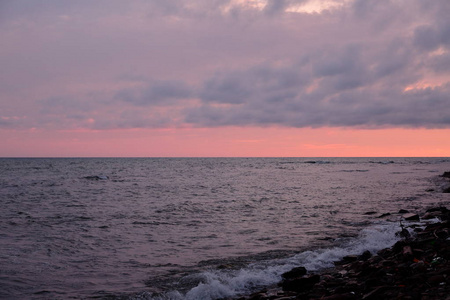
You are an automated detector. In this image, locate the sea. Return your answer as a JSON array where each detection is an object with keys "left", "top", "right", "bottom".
[{"left": 0, "top": 157, "right": 449, "bottom": 299}]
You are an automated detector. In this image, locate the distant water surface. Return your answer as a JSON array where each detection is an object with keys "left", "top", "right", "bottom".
[{"left": 0, "top": 158, "right": 449, "bottom": 299}]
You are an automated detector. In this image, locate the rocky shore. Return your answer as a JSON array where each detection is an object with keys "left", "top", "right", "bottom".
[
  {"left": 233, "top": 170, "right": 450, "bottom": 300},
  {"left": 235, "top": 206, "right": 450, "bottom": 300}
]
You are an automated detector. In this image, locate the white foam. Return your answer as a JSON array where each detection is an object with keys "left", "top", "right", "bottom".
[
  {"left": 148, "top": 222, "right": 402, "bottom": 300},
  {"left": 290, "top": 223, "right": 401, "bottom": 271}
]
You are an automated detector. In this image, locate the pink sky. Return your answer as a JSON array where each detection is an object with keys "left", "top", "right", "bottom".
[{"left": 1, "top": 0, "right": 450, "bottom": 157}]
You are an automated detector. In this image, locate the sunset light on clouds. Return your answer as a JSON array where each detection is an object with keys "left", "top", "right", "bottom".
[{"left": 1, "top": 0, "right": 450, "bottom": 157}]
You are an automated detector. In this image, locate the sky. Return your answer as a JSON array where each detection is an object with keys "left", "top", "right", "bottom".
[{"left": 1, "top": 0, "right": 450, "bottom": 157}]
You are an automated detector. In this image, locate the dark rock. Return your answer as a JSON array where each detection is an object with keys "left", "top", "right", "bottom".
[
  {"left": 392, "top": 240, "right": 408, "bottom": 253},
  {"left": 403, "top": 213, "right": 420, "bottom": 221},
  {"left": 377, "top": 213, "right": 391, "bottom": 218},
  {"left": 381, "top": 259, "right": 397, "bottom": 267},
  {"left": 427, "top": 274, "right": 446, "bottom": 286},
  {"left": 358, "top": 250, "right": 372, "bottom": 261},
  {"left": 321, "top": 293, "right": 357, "bottom": 300},
  {"left": 237, "top": 206, "right": 450, "bottom": 300},
  {"left": 396, "top": 228, "right": 410, "bottom": 239},
  {"left": 217, "top": 264, "right": 234, "bottom": 269},
  {"left": 410, "top": 261, "right": 427, "bottom": 273},
  {"left": 342, "top": 255, "right": 358, "bottom": 263},
  {"left": 441, "top": 171, "right": 450, "bottom": 178},
  {"left": 402, "top": 246, "right": 413, "bottom": 260},
  {"left": 443, "top": 186, "right": 450, "bottom": 193},
  {"left": 422, "top": 212, "right": 440, "bottom": 220},
  {"left": 363, "top": 211, "right": 377, "bottom": 215},
  {"left": 280, "top": 275, "right": 320, "bottom": 292},
  {"left": 362, "top": 286, "right": 391, "bottom": 300},
  {"left": 84, "top": 175, "right": 109, "bottom": 180},
  {"left": 246, "top": 291, "right": 267, "bottom": 300},
  {"left": 399, "top": 209, "right": 410, "bottom": 214},
  {"left": 281, "top": 267, "right": 307, "bottom": 279},
  {"left": 426, "top": 207, "right": 445, "bottom": 213},
  {"left": 364, "top": 277, "right": 383, "bottom": 288}
]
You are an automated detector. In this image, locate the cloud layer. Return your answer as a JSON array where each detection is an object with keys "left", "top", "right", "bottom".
[{"left": 1, "top": 0, "right": 450, "bottom": 131}]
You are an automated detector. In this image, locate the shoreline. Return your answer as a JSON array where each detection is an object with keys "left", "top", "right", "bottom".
[{"left": 234, "top": 205, "right": 450, "bottom": 300}]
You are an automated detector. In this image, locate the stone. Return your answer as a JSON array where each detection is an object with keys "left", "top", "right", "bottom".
[
  {"left": 402, "top": 246, "right": 413, "bottom": 255},
  {"left": 403, "top": 213, "right": 420, "bottom": 221},
  {"left": 280, "top": 275, "right": 320, "bottom": 292},
  {"left": 441, "top": 171, "right": 450, "bottom": 178},
  {"left": 396, "top": 228, "right": 411, "bottom": 239},
  {"left": 281, "top": 266, "right": 307, "bottom": 279},
  {"left": 321, "top": 293, "right": 357, "bottom": 300},
  {"left": 428, "top": 275, "right": 446, "bottom": 286},
  {"left": 363, "top": 211, "right": 377, "bottom": 215},
  {"left": 377, "top": 213, "right": 391, "bottom": 218},
  {"left": 358, "top": 250, "right": 372, "bottom": 261},
  {"left": 362, "top": 286, "right": 390, "bottom": 300},
  {"left": 237, "top": 206, "right": 450, "bottom": 300},
  {"left": 422, "top": 212, "right": 440, "bottom": 220},
  {"left": 342, "top": 255, "right": 358, "bottom": 263},
  {"left": 426, "top": 207, "right": 449, "bottom": 213}
]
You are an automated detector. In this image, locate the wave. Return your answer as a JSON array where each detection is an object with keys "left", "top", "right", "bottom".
[{"left": 133, "top": 222, "right": 403, "bottom": 300}]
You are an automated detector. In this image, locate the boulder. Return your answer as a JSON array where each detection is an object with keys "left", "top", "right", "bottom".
[
  {"left": 280, "top": 275, "right": 320, "bottom": 292},
  {"left": 403, "top": 213, "right": 419, "bottom": 221},
  {"left": 441, "top": 171, "right": 450, "bottom": 178},
  {"left": 281, "top": 266, "right": 307, "bottom": 279},
  {"left": 358, "top": 250, "right": 372, "bottom": 261}
]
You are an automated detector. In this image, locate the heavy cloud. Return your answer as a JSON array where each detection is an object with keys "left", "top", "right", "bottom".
[{"left": 1, "top": 0, "right": 449, "bottom": 130}]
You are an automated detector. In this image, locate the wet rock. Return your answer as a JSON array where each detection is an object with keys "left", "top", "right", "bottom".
[
  {"left": 236, "top": 206, "right": 450, "bottom": 300},
  {"left": 363, "top": 211, "right": 377, "bottom": 215},
  {"left": 396, "top": 227, "right": 411, "bottom": 239},
  {"left": 362, "top": 286, "right": 391, "bottom": 300},
  {"left": 321, "top": 293, "right": 357, "bottom": 300},
  {"left": 280, "top": 275, "right": 320, "bottom": 292},
  {"left": 402, "top": 246, "right": 413, "bottom": 262},
  {"left": 427, "top": 274, "right": 446, "bottom": 286},
  {"left": 422, "top": 211, "right": 441, "bottom": 220},
  {"left": 342, "top": 255, "right": 358, "bottom": 263},
  {"left": 358, "top": 250, "right": 372, "bottom": 261},
  {"left": 377, "top": 213, "right": 391, "bottom": 218},
  {"left": 281, "top": 266, "right": 307, "bottom": 279},
  {"left": 441, "top": 171, "right": 450, "bottom": 178},
  {"left": 217, "top": 264, "right": 234, "bottom": 269},
  {"left": 426, "top": 207, "right": 449, "bottom": 213},
  {"left": 84, "top": 175, "right": 109, "bottom": 180},
  {"left": 403, "top": 213, "right": 420, "bottom": 221}
]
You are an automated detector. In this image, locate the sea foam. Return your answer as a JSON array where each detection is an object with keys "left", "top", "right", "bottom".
[{"left": 144, "top": 222, "right": 403, "bottom": 300}]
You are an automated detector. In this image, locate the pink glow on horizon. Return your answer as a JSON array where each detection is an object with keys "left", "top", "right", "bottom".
[
  {"left": 1, "top": 127, "right": 449, "bottom": 157},
  {"left": 1, "top": 1, "right": 449, "bottom": 157}
]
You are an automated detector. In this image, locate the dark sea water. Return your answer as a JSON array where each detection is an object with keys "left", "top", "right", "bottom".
[{"left": 1, "top": 158, "right": 449, "bottom": 299}]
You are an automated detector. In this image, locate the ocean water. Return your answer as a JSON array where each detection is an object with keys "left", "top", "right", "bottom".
[{"left": 0, "top": 157, "right": 449, "bottom": 299}]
